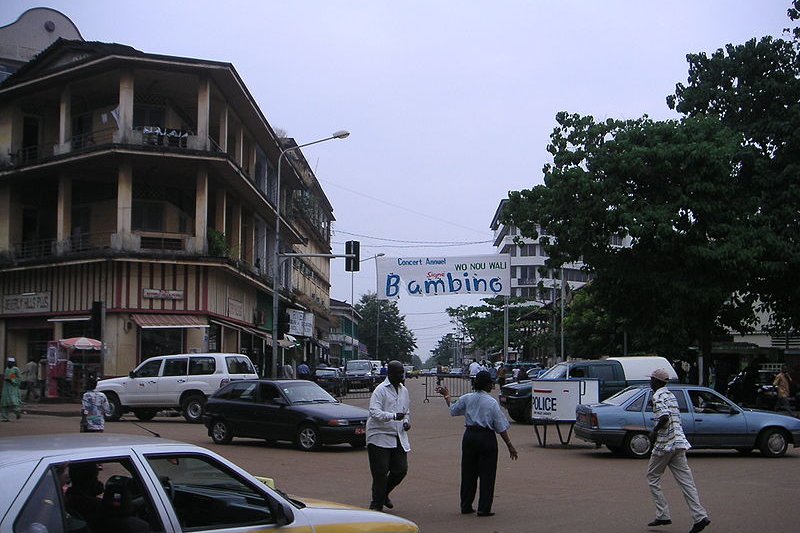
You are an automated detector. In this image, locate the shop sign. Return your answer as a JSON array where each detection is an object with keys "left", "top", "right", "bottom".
[
  {"left": 2, "top": 292, "right": 51, "bottom": 314},
  {"left": 227, "top": 298, "right": 244, "bottom": 321},
  {"left": 143, "top": 288, "right": 184, "bottom": 300},
  {"left": 288, "top": 309, "right": 314, "bottom": 337}
]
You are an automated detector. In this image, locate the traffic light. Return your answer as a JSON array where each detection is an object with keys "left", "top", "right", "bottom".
[{"left": 345, "top": 240, "right": 360, "bottom": 272}]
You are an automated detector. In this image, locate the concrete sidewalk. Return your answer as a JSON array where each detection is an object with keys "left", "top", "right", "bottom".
[{"left": 20, "top": 400, "right": 81, "bottom": 417}]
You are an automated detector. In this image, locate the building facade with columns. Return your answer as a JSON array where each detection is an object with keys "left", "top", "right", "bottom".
[{"left": 0, "top": 11, "right": 335, "bottom": 390}]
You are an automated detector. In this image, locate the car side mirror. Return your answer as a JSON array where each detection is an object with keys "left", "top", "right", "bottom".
[
  {"left": 271, "top": 498, "right": 294, "bottom": 526},
  {"left": 129, "top": 371, "right": 136, "bottom": 378},
  {"left": 728, "top": 406, "right": 740, "bottom": 415},
  {"left": 273, "top": 397, "right": 288, "bottom": 406}
]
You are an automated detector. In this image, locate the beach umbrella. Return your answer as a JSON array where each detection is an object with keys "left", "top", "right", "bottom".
[{"left": 59, "top": 336, "right": 102, "bottom": 350}]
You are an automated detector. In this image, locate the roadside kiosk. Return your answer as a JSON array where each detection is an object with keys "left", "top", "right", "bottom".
[{"left": 530, "top": 378, "right": 599, "bottom": 446}]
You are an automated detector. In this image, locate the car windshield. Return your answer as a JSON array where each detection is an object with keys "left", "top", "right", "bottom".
[
  {"left": 539, "top": 363, "right": 568, "bottom": 379},
  {"left": 282, "top": 382, "right": 337, "bottom": 404},
  {"left": 603, "top": 386, "right": 644, "bottom": 406},
  {"left": 316, "top": 369, "right": 336, "bottom": 377},
  {"left": 347, "top": 361, "right": 371, "bottom": 372}
]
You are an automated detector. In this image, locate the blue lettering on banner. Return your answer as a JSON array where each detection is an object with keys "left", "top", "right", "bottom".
[{"left": 382, "top": 271, "right": 505, "bottom": 297}]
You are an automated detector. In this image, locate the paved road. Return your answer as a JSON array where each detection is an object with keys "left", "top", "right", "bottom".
[{"left": 3, "top": 381, "right": 800, "bottom": 532}]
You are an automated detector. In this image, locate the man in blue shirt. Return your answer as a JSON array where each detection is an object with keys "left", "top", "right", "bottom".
[
  {"left": 438, "top": 370, "right": 517, "bottom": 517},
  {"left": 296, "top": 360, "right": 311, "bottom": 380}
]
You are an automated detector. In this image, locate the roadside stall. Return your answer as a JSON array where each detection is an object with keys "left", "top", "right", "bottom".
[{"left": 45, "top": 337, "right": 104, "bottom": 399}]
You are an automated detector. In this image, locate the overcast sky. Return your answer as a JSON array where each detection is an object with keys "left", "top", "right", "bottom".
[{"left": 2, "top": 1, "right": 791, "bottom": 361}]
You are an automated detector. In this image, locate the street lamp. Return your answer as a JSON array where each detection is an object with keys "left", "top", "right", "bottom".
[
  {"left": 349, "top": 252, "right": 384, "bottom": 363},
  {"left": 271, "top": 130, "right": 349, "bottom": 378}
]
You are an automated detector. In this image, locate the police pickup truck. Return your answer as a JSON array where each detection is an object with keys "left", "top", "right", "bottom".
[{"left": 498, "top": 356, "right": 677, "bottom": 424}]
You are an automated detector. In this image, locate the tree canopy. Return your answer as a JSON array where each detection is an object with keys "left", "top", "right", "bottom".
[
  {"left": 502, "top": 3, "right": 800, "bottom": 364},
  {"left": 355, "top": 293, "right": 417, "bottom": 363}
]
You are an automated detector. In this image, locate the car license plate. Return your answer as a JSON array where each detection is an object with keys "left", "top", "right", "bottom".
[{"left": 355, "top": 427, "right": 365, "bottom": 435}]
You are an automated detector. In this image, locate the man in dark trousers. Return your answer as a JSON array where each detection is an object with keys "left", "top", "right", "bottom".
[
  {"left": 438, "top": 370, "right": 517, "bottom": 517},
  {"left": 366, "top": 360, "right": 410, "bottom": 511},
  {"left": 646, "top": 368, "right": 711, "bottom": 533}
]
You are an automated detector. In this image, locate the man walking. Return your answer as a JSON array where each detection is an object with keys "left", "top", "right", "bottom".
[
  {"left": 366, "top": 360, "right": 410, "bottom": 512},
  {"left": 23, "top": 358, "right": 39, "bottom": 402},
  {"left": 646, "top": 368, "right": 710, "bottom": 533}
]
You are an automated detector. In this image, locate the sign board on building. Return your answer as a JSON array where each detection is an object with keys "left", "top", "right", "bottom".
[
  {"left": 2, "top": 292, "right": 51, "bottom": 314},
  {"left": 530, "top": 379, "right": 599, "bottom": 422},
  {"left": 227, "top": 298, "right": 244, "bottom": 321},
  {"left": 143, "top": 288, "right": 184, "bottom": 300},
  {"left": 375, "top": 254, "right": 510, "bottom": 300},
  {"left": 288, "top": 309, "right": 315, "bottom": 337}
]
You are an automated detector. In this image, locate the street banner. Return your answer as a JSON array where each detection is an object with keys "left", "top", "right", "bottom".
[{"left": 376, "top": 254, "right": 510, "bottom": 300}]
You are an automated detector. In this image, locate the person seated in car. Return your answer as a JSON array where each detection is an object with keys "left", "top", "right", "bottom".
[{"left": 65, "top": 462, "right": 105, "bottom": 526}]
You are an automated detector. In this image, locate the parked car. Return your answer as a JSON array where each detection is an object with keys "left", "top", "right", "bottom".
[
  {"left": 344, "top": 359, "right": 379, "bottom": 390},
  {"left": 448, "top": 367, "right": 464, "bottom": 376},
  {"left": 203, "top": 379, "right": 369, "bottom": 451},
  {"left": 403, "top": 365, "right": 420, "bottom": 378},
  {"left": 500, "top": 356, "right": 677, "bottom": 424},
  {"left": 727, "top": 369, "right": 785, "bottom": 410},
  {"left": 313, "top": 367, "right": 347, "bottom": 396},
  {"left": 574, "top": 384, "right": 800, "bottom": 458},
  {"left": 96, "top": 352, "right": 258, "bottom": 423},
  {"left": 0, "top": 434, "right": 419, "bottom": 533}
]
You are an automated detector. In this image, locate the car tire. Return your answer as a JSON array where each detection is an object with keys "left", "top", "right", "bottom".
[
  {"left": 133, "top": 408, "right": 157, "bottom": 421},
  {"left": 296, "top": 424, "right": 322, "bottom": 451},
  {"left": 182, "top": 394, "right": 206, "bottom": 423},
  {"left": 104, "top": 392, "right": 123, "bottom": 422},
  {"left": 211, "top": 419, "right": 233, "bottom": 445},
  {"left": 758, "top": 428, "right": 789, "bottom": 457},
  {"left": 623, "top": 432, "right": 652, "bottom": 458}
]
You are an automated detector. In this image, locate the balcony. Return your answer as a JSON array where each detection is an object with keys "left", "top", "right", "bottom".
[{"left": 1, "top": 126, "right": 219, "bottom": 170}]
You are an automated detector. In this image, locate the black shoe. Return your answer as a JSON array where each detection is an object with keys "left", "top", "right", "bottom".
[
  {"left": 461, "top": 508, "right": 475, "bottom": 514},
  {"left": 648, "top": 519, "right": 672, "bottom": 526},
  {"left": 477, "top": 511, "right": 495, "bottom": 517},
  {"left": 368, "top": 503, "right": 383, "bottom": 512},
  {"left": 383, "top": 497, "right": 393, "bottom": 509},
  {"left": 689, "top": 517, "right": 711, "bottom": 533}
]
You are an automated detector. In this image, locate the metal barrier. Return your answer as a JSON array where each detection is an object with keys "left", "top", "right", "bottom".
[{"left": 422, "top": 374, "right": 473, "bottom": 403}]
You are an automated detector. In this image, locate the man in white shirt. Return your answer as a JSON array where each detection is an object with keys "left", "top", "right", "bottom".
[
  {"left": 366, "top": 360, "right": 410, "bottom": 512},
  {"left": 468, "top": 359, "right": 482, "bottom": 377},
  {"left": 646, "top": 368, "right": 710, "bottom": 533}
]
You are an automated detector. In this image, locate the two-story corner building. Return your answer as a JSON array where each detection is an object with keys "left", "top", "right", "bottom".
[
  {"left": 490, "top": 199, "right": 595, "bottom": 303},
  {"left": 0, "top": 9, "right": 336, "bottom": 393},
  {"left": 329, "top": 298, "right": 360, "bottom": 367}
]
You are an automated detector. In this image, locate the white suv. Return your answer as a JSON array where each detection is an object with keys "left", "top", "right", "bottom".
[{"left": 97, "top": 353, "right": 258, "bottom": 423}]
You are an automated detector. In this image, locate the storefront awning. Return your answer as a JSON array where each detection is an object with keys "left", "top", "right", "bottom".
[
  {"left": 131, "top": 314, "right": 209, "bottom": 329},
  {"left": 244, "top": 327, "right": 273, "bottom": 342}
]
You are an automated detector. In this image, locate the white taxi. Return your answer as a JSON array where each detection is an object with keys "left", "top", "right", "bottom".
[{"left": 0, "top": 434, "right": 418, "bottom": 533}]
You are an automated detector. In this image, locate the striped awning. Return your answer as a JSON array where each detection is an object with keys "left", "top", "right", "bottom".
[{"left": 131, "top": 314, "right": 209, "bottom": 329}]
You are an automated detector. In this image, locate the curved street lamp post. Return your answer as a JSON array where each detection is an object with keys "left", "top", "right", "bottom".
[{"left": 271, "top": 131, "right": 349, "bottom": 378}]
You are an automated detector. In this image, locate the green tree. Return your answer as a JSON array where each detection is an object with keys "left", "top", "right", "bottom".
[
  {"left": 355, "top": 293, "right": 417, "bottom": 363},
  {"left": 430, "top": 333, "right": 459, "bottom": 367},
  {"left": 503, "top": 113, "right": 760, "bottom": 367},
  {"left": 447, "top": 296, "right": 552, "bottom": 362},
  {"left": 667, "top": 18, "right": 800, "bottom": 334}
]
